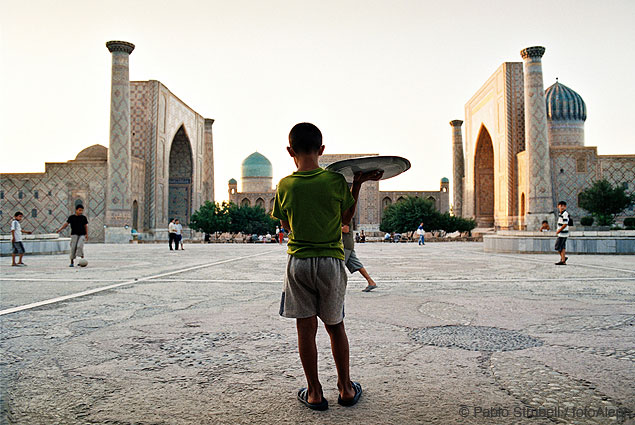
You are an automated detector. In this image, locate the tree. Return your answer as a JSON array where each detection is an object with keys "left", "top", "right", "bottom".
[
  {"left": 578, "top": 179, "right": 635, "bottom": 226},
  {"left": 380, "top": 197, "right": 437, "bottom": 236},
  {"left": 227, "top": 203, "right": 279, "bottom": 235},
  {"left": 380, "top": 196, "right": 476, "bottom": 236},
  {"left": 189, "top": 201, "right": 230, "bottom": 239}
]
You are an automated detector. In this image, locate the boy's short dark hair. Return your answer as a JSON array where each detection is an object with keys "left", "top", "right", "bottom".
[
  {"left": 14, "top": 211, "right": 23, "bottom": 217},
  {"left": 542, "top": 220, "right": 548, "bottom": 224},
  {"left": 76, "top": 204, "right": 84, "bottom": 210},
  {"left": 558, "top": 201, "right": 567, "bottom": 207},
  {"left": 289, "top": 122, "right": 322, "bottom": 154}
]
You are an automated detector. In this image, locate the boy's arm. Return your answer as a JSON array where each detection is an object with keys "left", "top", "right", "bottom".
[
  {"left": 57, "top": 222, "right": 69, "bottom": 233},
  {"left": 342, "top": 170, "right": 383, "bottom": 224},
  {"left": 11, "top": 229, "right": 15, "bottom": 242}
]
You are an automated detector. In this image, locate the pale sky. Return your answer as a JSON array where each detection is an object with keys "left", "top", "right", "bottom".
[{"left": 2, "top": 0, "right": 634, "bottom": 202}]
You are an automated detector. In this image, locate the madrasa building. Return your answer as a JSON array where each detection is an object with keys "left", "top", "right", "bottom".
[
  {"left": 1, "top": 41, "right": 215, "bottom": 242},
  {"left": 450, "top": 46, "right": 635, "bottom": 230},
  {"left": 228, "top": 152, "right": 449, "bottom": 233}
]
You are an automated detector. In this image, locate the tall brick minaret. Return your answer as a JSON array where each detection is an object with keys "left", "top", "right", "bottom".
[
  {"left": 520, "top": 46, "right": 554, "bottom": 230},
  {"left": 450, "top": 120, "right": 464, "bottom": 216},
  {"left": 104, "top": 40, "right": 135, "bottom": 243}
]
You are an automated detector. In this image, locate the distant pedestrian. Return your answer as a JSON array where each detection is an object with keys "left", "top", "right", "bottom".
[
  {"left": 168, "top": 218, "right": 177, "bottom": 250},
  {"left": 11, "top": 212, "right": 31, "bottom": 267},
  {"left": 56, "top": 204, "right": 88, "bottom": 267},
  {"left": 278, "top": 226, "right": 285, "bottom": 244},
  {"left": 360, "top": 230, "right": 366, "bottom": 243},
  {"left": 175, "top": 218, "right": 184, "bottom": 250},
  {"left": 540, "top": 220, "right": 550, "bottom": 232},
  {"left": 417, "top": 222, "right": 425, "bottom": 245},
  {"left": 555, "top": 201, "right": 569, "bottom": 265},
  {"left": 342, "top": 222, "right": 377, "bottom": 292}
]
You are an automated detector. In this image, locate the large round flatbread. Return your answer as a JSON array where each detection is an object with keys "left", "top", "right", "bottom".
[{"left": 326, "top": 156, "right": 411, "bottom": 183}]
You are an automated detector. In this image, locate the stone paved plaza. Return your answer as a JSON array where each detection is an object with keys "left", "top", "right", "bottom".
[{"left": 1, "top": 242, "right": 634, "bottom": 424}]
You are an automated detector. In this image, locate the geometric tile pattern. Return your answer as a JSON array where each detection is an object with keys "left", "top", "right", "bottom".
[
  {"left": 521, "top": 47, "right": 553, "bottom": 219},
  {"left": 450, "top": 120, "right": 464, "bottom": 216},
  {"left": 105, "top": 46, "right": 133, "bottom": 226},
  {"left": 1, "top": 161, "right": 107, "bottom": 241},
  {"left": 168, "top": 127, "right": 193, "bottom": 223},
  {"left": 474, "top": 127, "right": 495, "bottom": 225}
]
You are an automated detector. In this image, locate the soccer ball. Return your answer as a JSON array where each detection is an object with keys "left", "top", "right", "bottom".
[{"left": 77, "top": 258, "right": 88, "bottom": 267}]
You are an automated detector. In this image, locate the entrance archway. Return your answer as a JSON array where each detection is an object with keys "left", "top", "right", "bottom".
[
  {"left": 474, "top": 126, "right": 494, "bottom": 227},
  {"left": 132, "top": 200, "right": 139, "bottom": 230},
  {"left": 168, "top": 126, "right": 193, "bottom": 224}
]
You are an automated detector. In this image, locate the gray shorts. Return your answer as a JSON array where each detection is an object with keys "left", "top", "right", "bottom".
[
  {"left": 12, "top": 241, "right": 25, "bottom": 254},
  {"left": 344, "top": 249, "right": 363, "bottom": 273},
  {"left": 555, "top": 237, "right": 567, "bottom": 252},
  {"left": 279, "top": 255, "right": 348, "bottom": 325}
]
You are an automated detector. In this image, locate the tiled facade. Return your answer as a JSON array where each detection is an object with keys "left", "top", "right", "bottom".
[
  {"left": 1, "top": 41, "right": 215, "bottom": 242},
  {"left": 1, "top": 149, "right": 107, "bottom": 241},
  {"left": 456, "top": 46, "right": 634, "bottom": 230}
]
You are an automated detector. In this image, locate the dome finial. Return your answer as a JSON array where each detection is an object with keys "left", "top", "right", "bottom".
[{"left": 556, "top": 77, "right": 558, "bottom": 82}]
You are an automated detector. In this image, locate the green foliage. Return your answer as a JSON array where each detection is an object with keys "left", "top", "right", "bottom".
[
  {"left": 624, "top": 217, "right": 635, "bottom": 229},
  {"left": 227, "top": 203, "right": 279, "bottom": 235},
  {"left": 380, "top": 196, "right": 476, "bottom": 234},
  {"left": 580, "top": 216, "right": 594, "bottom": 226},
  {"left": 578, "top": 179, "right": 635, "bottom": 226},
  {"left": 190, "top": 201, "right": 278, "bottom": 236},
  {"left": 189, "top": 201, "right": 231, "bottom": 237}
]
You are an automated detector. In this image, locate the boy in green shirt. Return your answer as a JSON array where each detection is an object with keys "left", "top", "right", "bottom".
[{"left": 273, "top": 122, "right": 382, "bottom": 411}]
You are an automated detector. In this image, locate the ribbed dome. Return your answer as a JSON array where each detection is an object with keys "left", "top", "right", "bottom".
[
  {"left": 241, "top": 152, "right": 272, "bottom": 178},
  {"left": 545, "top": 81, "right": 586, "bottom": 121},
  {"left": 75, "top": 144, "right": 107, "bottom": 161}
]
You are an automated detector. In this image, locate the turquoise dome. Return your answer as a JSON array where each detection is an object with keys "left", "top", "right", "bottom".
[
  {"left": 241, "top": 152, "right": 273, "bottom": 178},
  {"left": 545, "top": 81, "right": 586, "bottom": 121},
  {"left": 441, "top": 177, "right": 449, "bottom": 183},
  {"left": 228, "top": 178, "right": 237, "bottom": 184}
]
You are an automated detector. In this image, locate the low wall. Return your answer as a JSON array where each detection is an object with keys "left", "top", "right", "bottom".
[
  {"left": 484, "top": 230, "right": 635, "bottom": 254},
  {"left": 1, "top": 234, "right": 70, "bottom": 256}
]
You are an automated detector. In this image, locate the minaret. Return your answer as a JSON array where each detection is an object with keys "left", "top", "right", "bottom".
[
  {"left": 104, "top": 40, "right": 135, "bottom": 243},
  {"left": 203, "top": 118, "right": 215, "bottom": 202},
  {"left": 520, "top": 46, "right": 554, "bottom": 229},
  {"left": 449, "top": 120, "right": 464, "bottom": 216}
]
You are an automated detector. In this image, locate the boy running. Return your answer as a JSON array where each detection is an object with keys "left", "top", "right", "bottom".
[
  {"left": 56, "top": 204, "right": 88, "bottom": 267},
  {"left": 11, "top": 212, "right": 32, "bottom": 266},
  {"left": 342, "top": 221, "right": 377, "bottom": 292},
  {"left": 273, "top": 122, "right": 382, "bottom": 411},
  {"left": 555, "top": 201, "right": 569, "bottom": 265}
]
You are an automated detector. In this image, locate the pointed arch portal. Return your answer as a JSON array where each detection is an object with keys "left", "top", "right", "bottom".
[
  {"left": 168, "top": 126, "right": 193, "bottom": 223},
  {"left": 474, "top": 126, "right": 494, "bottom": 227}
]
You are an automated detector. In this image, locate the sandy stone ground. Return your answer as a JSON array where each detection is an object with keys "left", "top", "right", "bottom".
[{"left": 1, "top": 242, "right": 634, "bottom": 425}]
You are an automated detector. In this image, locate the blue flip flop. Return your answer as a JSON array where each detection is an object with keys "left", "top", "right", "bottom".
[
  {"left": 338, "top": 381, "right": 362, "bottom": 407},
  {"left": 297, "top": 388, "right": 328, "bottom": 411}
]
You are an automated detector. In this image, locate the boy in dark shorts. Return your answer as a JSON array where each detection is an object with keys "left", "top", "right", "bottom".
[
  {"left": 273, "top": 122, "right": 382, "bottom": 411},
  {"left": 57, "top": 204, "right": 89, "bottom": 267},
  {"left": 11, "top": 212, "right": 32, "bottom": 266},
  {"left": 555, "top": 201, "right": 569, "bottom": 265}
]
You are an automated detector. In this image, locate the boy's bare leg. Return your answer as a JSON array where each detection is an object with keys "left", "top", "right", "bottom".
[
  {"left": 12, "top": 253, "right": 17, "bottom": 266},
  {"left": 324, "top": 321, "right": 355, "bottom": 400},
  {"left": 561, "top": 249, "right": 566, "bottom": 263},
  {"left": 18, "top": 253, "right": 24, "bottom": 264},
  {"left": 359, "top": 268, "right": 376, "bottom": 286},
  {"left": 296, "top": 316, "right": 322, "bottom": 404}
]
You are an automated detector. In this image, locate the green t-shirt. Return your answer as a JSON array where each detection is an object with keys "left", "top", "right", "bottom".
[{"left": 273, "top": 168, "right": 355, "bottom": 260}]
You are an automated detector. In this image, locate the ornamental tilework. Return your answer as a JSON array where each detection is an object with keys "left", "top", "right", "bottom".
[{"left": 1, "top": 162, "right": 107, "bottom": 241}]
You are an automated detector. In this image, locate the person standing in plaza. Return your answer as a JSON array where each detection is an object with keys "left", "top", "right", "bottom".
[
  {"left": 417, "top": 222, "right": 425, "bottom": 245},
  {"left": 11, "top": 212, "right": 31, "bottom": 267},
  {"left": 342, "top": 221, "right": 377, "bottom": 292},
  {"left": 168, "top": 218, "right": 177, "bottom": 250},
  {"left": 175, "top": 218, "right": 184, "bottom": 250},
  {"left": 56, "top": 204, "right": 88, "bottom": 267},
  {"left": 273, "top": 122, "right": 382, "bottom": 411},
  {"left": 555, "top": 201, "right": 569, "bottom": 265}
]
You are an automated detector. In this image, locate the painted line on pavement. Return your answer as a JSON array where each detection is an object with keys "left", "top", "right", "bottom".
[{"left": 0, "top": 250, "right": 277, "bottom": 316}]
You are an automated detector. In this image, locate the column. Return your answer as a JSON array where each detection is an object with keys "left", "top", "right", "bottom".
[
  {"left": 104, "top": 40, "right": 135, "bottom": 243},
  {"left": 450, "top": 120, "right": 464, "bottom": 216},
  {"left": 520, "top": 46, "right": 554, "bottom": 229},
  {"left": 203, "top": 118, "right": 215, "bottom": 202}
]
